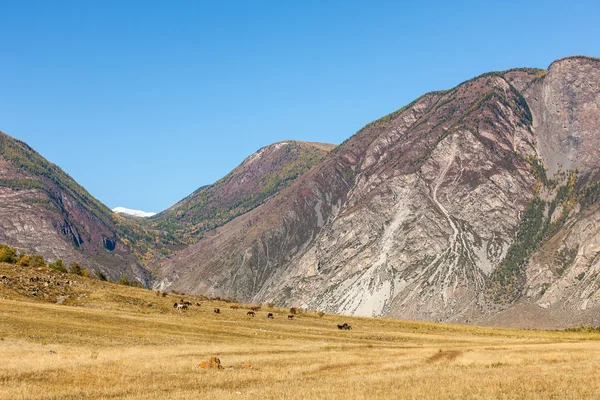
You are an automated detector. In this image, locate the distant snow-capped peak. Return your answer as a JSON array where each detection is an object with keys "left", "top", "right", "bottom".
[{"left": 112, "top": 207, "right": 157, "bottom": 218}]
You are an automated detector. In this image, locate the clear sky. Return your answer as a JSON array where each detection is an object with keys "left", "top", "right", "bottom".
[{"left": 1, "top": 0, "right": 599, "bottom": 212}]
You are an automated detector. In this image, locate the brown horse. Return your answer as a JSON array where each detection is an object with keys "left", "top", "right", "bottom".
[
  {"left": 250, "top": 306, "right": 261, "bottom": 312},
  {"left": 247, "top": 311, "right": 255, "bottom": 317},
  {"left": 288, "top": 315, "right": 294, "bottom": 320},
  {"left": 230, "top": 305, "right": 239, "bottom": 310},
  {"left": 267, "top": 313, "right": 274, "bottom": 319},
  {"left": 214, "top": 308, "right": 221, "bottom": 314}
]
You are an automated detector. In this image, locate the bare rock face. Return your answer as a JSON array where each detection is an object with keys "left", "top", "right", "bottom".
[{"left": 525, "top": 56, "right": 600, "bottom": 175}]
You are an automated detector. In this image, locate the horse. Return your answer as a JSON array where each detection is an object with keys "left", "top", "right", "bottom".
[
  {"left": 176, "top": 304, "right": 188, "bottom": 311},
  {"left": 230, "top": 305, "right": 239, "bottom": 310},
  {"left": 337, "top": 323, "right": 352, "bottom": 330},
  {"left": 250, "top": 306, "right": 261, "bottom": 312},
  {"left": 214, "top": 308, "right": 221, "bottom": 314},
  {"left": 267, "top": 313, "right": 274, "bottom": 319},
  {"left": 247, "top": 311, "right": 255, "bottom": 317},
  {"left": 288, "top": 315, "right": 294, "bottom": 320},
  {"left": 195, "top": 302, "right": 201, "bottom": 306}
]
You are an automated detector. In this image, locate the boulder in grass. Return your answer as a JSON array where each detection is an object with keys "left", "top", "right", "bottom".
[{"left": 195, "top": 356, "right": 223, "bottom": 369}]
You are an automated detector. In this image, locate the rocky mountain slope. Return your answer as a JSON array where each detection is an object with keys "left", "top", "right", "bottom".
[
  {"left": 0, "top": 133, "right": 332, "bottom": 284},
  {"left": 0, "top": 132, "right": 148, "bottom": 281},
  {"left": 157, "top": 56, "right": 600, "bottom": 328},
  {"left": 148, "top": 141, "right": 334, "bottom": 244}
]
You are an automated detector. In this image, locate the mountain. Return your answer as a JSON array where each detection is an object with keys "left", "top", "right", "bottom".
[
  {"left": 3, "top": 56, "right": 600, "bottom": 329},
  {"left": 113, "top": 207, "right": 157, "bottom": 218},
  {"left": 0, "top": 131, "right": 148, "bottom": 281},
  {"left": 0, "top": 133, "right": 332, "bottom": 284},
  {"left": 156, "top": 56, "right": 600, "bottom": 328},
  {"left": 148, "top": 141, "right": 335, "bottom": 244}
]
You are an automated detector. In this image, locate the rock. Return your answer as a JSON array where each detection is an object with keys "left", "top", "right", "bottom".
[{"left": 195, "top": 356, "right": 223, "bottom": 370}]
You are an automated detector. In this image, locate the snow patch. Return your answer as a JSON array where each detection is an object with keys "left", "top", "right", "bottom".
[{"left": 112, "top": 207, "right": 157, "bottom": 218}]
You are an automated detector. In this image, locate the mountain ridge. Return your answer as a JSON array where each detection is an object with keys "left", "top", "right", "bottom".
[
  {"left": 2, "top": 55, "right": 600, "bottom": 329},
  {"left": 156, "top": 56, "right": 600, "bottom": 328}
]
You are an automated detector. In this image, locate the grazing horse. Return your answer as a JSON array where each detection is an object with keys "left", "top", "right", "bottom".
[
  {"left": 337, "top": 323, "right": 352, "bottom": 330},
  {"left": 247, "top": 311, "right": 255, "bottom": 317},
  {"left": 230, "top": 305, "right": 239, "bottom": 310},
  {"left": 176, "top": 304, "right": 188, "bottom": 311},
  {"left": 195, "top": 302, "right": 201, "bottom": 306},
  {"left": 288, "top": 315, "right": 294, "bottom": 320},
  {"left": 173, "top": 303, "right": 179, "bottom": 309},
  {"left": 267, "top": 313, "right": 274, "bottom": 319},
  {"left": 184, "top": 301, "right": 192, "bottom": 306},
  {"left": 250, "top": 306, "right": 261, "bottom": 312},
  {"left": 214, "top": 308, "right": 221, "bottom": 314}
]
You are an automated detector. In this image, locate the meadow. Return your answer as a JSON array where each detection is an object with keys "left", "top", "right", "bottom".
[{"left": 2, "top": 263, "right": 600, "bottom": 399}]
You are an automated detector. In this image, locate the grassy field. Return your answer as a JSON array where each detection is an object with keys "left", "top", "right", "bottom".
[{"left": 2, "top": 263, "right": 600, "bottom": 399}]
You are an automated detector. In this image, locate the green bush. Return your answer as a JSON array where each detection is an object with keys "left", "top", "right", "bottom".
[
  {"left": 69, "top": 262, "right": 89, "bottom": 276},
  {"left": 49, "top": 259, "right": 67, "bottom": 273},
  {"left": 118, "top": 275, "right": 143, "bottom": 288}
]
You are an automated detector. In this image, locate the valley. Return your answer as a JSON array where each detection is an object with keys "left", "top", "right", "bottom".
[{"left": 2, "top": 262, "right": 600, "bottom": 399}]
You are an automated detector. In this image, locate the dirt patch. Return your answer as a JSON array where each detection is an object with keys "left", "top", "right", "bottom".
[{"left": 427, "top": 350, "right": 462, "bottom": 363}]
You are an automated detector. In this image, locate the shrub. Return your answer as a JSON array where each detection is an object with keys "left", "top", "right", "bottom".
[
  {"left": 69, "top": 262, "right": 84, "bottom": 276},
  {"left": 289, "top": 307, "right": 297, "bottom": 315},
  {"left": 97, "top": 271, "right": 108, "bottom": 281},
  {"left": 118, "top": 275, "right": 143, "bottom": 288},
  {"left": 318, "top": 311, "right": 325, "bottom": 318},
  {"left": 16, "top": 254, "right": 31, "bottom": 267},
  {"left": 0, "top": 244, "right": 18, "bottom": 264},
  {"left": 49, "top": 259, "right": 67, "bottom": 273},
  {"left": 30, "top": 254, "right": 46, "bottom": 268}
]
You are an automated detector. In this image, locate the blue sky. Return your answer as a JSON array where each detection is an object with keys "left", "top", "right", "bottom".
[{"left": 1, "top": 0, "right": 599, "bottom": 212}]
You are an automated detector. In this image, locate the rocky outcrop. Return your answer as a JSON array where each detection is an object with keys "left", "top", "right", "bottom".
[{"left": 525, "top": 56, "right": 600, "bottom": 175}]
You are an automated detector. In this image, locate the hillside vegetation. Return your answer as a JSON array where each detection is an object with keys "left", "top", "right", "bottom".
[
  {"left": 2, "top": 262, "right": 600, "bottom": 399},
  {"left": 150, "top": 141, "right": 335, "bottom": 244}
]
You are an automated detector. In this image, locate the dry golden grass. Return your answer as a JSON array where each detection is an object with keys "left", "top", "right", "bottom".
[{"left": 2, "top": 263, "right": 600, "bottom": 399}]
